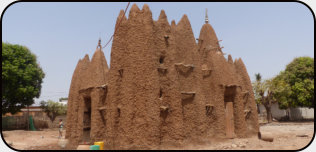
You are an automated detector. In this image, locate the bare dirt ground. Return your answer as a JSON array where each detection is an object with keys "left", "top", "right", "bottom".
[
  {"left": 2, "top": 128, "right": 69, "bottom": 150},
  {"left": 2, "top": 122, "right": 314, "bottom": 150},
  {"left": 181, "top": 121, "right": 314, "bottom": 150}
]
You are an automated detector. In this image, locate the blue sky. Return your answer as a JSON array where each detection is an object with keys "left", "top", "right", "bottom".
[{"left": 2, "top": 2, "right": 314, "bottom": 104}]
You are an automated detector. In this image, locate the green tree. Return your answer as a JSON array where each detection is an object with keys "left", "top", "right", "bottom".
[
  {"left": 252, "top": 73, "right": 276, "bottom": 123},
  {"left": 59, "top": 97, "right": 68, "bottom": 102},
  {"left": 2, "top": 42, "right": 45, "bottom": 114},
  {"left": 273, "top": 57, "right": 314, "bottom": 109},
  {"left": 40, "top": 100, "right": 67, "bottom": 123},
  {"left": 271, "top": 72, "right": 292, "bottom": 109}
]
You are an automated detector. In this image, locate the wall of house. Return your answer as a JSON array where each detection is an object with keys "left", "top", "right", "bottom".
[
  {"left": 258, "top": 103, "right": 314, "bottom": 121},
  {"left": 2, "top": 112, "right": 66, "bottom": 130}
]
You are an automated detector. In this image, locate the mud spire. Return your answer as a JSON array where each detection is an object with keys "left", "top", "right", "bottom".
[
  {"left": 205, "top": 8, "right": 209, "bottom": 24},
  {"left": 177, "top": 14, "right": 190, "bottom": 27},
  {"left": 129, "top": 3, "right": 140, "bottom": 18},
  {"left": 117, "top": 10, "right": 127, "bottom": 22},
  {"left": 142, "top": 4, "right": 150, "bottom": 12},
  {"left": 228, "top": 54, "right": 233, "bottom": 64},
  {"left": 171, "top": 20, "right": 176, "bottom": 27},
  {"left": 158, "top": 10, "right": 168, "bottom": 23}
]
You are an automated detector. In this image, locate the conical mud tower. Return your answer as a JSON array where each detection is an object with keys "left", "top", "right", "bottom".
[{"left": 66, "top": 4, "right": 259, "bottom": 150}]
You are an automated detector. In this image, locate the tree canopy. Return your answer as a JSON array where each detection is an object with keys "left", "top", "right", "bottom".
[
  {"left": 40, "top": 100, "right": 67, "bottom": 123},
  {"left": 2, "top": 42, "right": 45, "bottom": 114},
  {"left": 272, "top": 57, "right": 314, "bottom": 109}
]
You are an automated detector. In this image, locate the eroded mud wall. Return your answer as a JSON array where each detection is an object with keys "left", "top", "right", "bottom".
[
  {"left": 197, "top": 23, "right": 230, "bottom": 138},
  {"left": 89, "top": 48, "right": 109, "bottom": 142},
  {"left": 153, "top": 10, "right": 185, "bottom": 147},
  {"left": 197, "top": 23, "right": 221, "bottom": 138},
  {"left": 106, "top": 4, "right": 161, "bottom": 149},
  {"left": 65, "top": 59, "right": 82, "bottom": 140},
  {"left": 66, "top": 55, "right": 90, "bottom": 146},
  {"left": 234, "top": 58, "right": 259, "bottom": 136},
  {"left": 66, "top": 46, "right": 109, "bottom": 145},
  {"left": 174, "top": 14, "right": 206, "bottom": 143},
  {"left": 103, "top": 9, "right": 128, "bottom": 150}
]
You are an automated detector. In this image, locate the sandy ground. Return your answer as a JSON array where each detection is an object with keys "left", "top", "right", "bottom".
[
  {"left": 2, "top": 128, "right": 67, "bottom": 150},
  {"left": 2, "top": 122, "right": 314, "bottom": 150},
  {"left": 181, "top": 121, "right": 314, "bottom": 150}
]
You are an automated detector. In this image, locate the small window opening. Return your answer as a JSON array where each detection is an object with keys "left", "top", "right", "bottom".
[
  {"left": 159, "top": 88, "right": 163, "bottom": 98},
  {"left": 118, "top": 69, "right": 123, "bottom": 77},
  {"left": 159, "top": 56, "right": 165, "bottom": 64},
  {"left": 206, "top": 105, "right": 213, "bottom": 115},
  {"left": 117, "top": 108, "right": 121, "bottom": 117}
]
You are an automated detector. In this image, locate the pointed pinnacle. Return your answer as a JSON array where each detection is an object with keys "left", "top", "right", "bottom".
[
  {"left": 97, "top": 38, "right": 102, "bottom": 49},
  {"left": 205, "top": 8, "right": 209, "bottom": 24}
]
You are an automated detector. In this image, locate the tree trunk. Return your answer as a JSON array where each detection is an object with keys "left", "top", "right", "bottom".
[
  {"left": 27, "top": 106, "right": 29, "bottom": 131},
  {"left": 47, "top": 112, "right": 57, "bottom": 124},
  {"left": 266, "top": 106, "right": 272, "bottom": 123},
  {"left": 257, "top": 104, "right": 261, "bottom": 114},
  {"left": 263, "top": 92, "right": 274, "bottom": 123},
  {"left": 286, "top": 108, "right": 291, "bottom": 121}
]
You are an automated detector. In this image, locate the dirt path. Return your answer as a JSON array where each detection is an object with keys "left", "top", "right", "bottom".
[
  {"left": 2, "top": 122, "right": 314, "bottom": 150},
  {"left": 2, "top": 128, "right": 67, "bottom": 150}
]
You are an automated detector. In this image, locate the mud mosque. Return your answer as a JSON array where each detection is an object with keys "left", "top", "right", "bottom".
[{"left": 65, "top": 4, "right": 259, "bottom": 149}]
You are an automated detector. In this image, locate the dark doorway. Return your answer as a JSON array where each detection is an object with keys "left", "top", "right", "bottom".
[
  {"left": 82, "top": 97, "right": 91, "bottom": 142},
  {"left": 224, "top": 85, "right": 236, "bottom": 139}
]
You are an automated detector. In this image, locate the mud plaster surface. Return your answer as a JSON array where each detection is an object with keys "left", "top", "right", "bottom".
[{"left": 66, "top": 4, "right": 259, "bottom": 150}]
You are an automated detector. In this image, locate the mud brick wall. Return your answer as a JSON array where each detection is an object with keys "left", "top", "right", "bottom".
[{"left": 66, "top": 4, "right": 259, "bottom": 150}]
